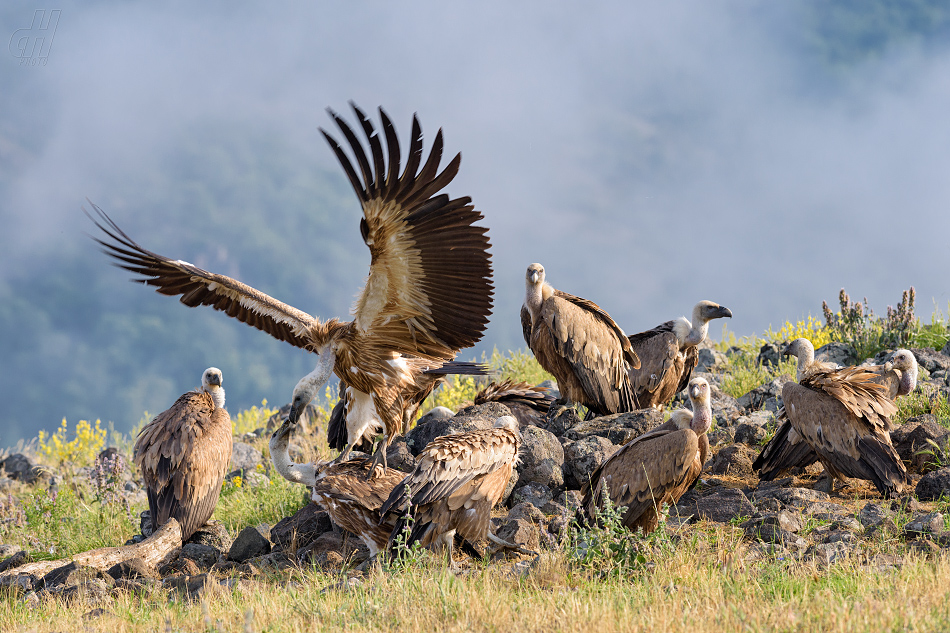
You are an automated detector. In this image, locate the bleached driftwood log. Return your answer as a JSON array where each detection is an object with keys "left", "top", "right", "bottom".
[{"left": 0, "top": 518, "right": 182, "bottom": 579}]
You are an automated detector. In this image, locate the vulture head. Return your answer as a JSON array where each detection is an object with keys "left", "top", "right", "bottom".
[
  {"left": 525, "top": 263, "right": 545, "bottom": 287},
  {"left": 288, "top": 343, "right": 336, "bottom": 425},
  {"left": 884, "top": 349, "right": 918, "bottom": 395},
  {"left": 783, "top": 338, "right": 815, "bottom": 379},
  {"left": 523, "top": 263, "right": 552, "bottom": 316},
  {"left": 677, "top": 301, "right": 733, "bottom": 347},
  {"left": 686, "top": 377, "right": 712, "bottom": 434},
  {"left": 694, "top": 300, "right": 733, "bottom": 324},
  {"left": 201, "top": 367, "right": 226, "bottom": 409}
]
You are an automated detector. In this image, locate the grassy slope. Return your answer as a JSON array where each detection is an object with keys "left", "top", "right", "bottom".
[{"left": 2, "top": 316, "right": 950, "bottom": 632}]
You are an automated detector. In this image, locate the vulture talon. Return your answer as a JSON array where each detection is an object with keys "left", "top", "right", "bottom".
[{"left": 487, "top": 531, "right": 537, "bottom": 557}]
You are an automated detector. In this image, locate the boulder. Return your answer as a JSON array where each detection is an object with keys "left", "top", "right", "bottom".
[
  {"left": 752, "top": 486, "right": 829, "bottom": 508},
  {"left": 890, "top": 415, "right": 950, "bottom": 473},
  {"left": 507, "top": 502, "right": 545, "bottom": 524},
  {"left": 271, "top": 504, "right": 333, "bottom": 551},
  {"left": 229, "top": 442, "right": 263, "bottom": 473},
  {"left": 546, "top": 407, "right": 583, "bottom": 437},
  {"left": 696, "top": 348, "right": 727, "bottom": 372},
  {"left": 492, "top": 518, "right": 540, "bottom": 554},
  {"left": 516, "top": 426, "right": 564, "bottom": 491},
  {"left": 562, "top": 409, "right": 664, "bottom": 443},
  {"left": 385, "top": 438, "right": 416, "bottom": 473},
  {"left": 508, "top": 482, "right": 553, "bottom": 509},
  {"left": 915, "top": 467, "right": 950, "bottom": 501},
  {"left": 40, "top": 562, "right": 114, "bottom": 591},
  {"left": 685, "top": 488, "right": 754, "bottom": 524},
  {"left": 187, "top": 522, "right": 232, "bottom": 550},
  {"left": 228, "top": 526, "right": 272, "bottom": 562},
  {"left": 857, "top": 502, "right": 890, "bottom": 528},
  {"left": 904, "top": 512, "right": 944, "bottom": 537},
  {"left": 910, "top": 348, "right": 950, "bottom": 374},
  {"left": 562, "top": 436, "right": 618, "bottom": 490},
  {"left": 815, "top": 342, "right": 857, "bottom": 367},
  {"left": 106, "top": 557, "right": 159, "bottom": 580},
  {"left": 180, "top": 543, "right": 221, "bottom": 570},
  {"left": 737, "top": 376, "right": 793, "bottom": 413},
  {"left": 0, "top": 453, "right": 43, "bottom": 484},
  {"left": 706, "top": 444, "right": 756, "bottom": 477},
  {"left": 756, "top": 343, "right": 781, "bottom": 368},
  {"left": 733, "top": 423, "right": 768, "bottom": 446}
]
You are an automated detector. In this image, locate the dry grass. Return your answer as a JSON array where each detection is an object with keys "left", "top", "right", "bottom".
[{"left": 5, "top": 522, "right": 950, "bottom": 632}]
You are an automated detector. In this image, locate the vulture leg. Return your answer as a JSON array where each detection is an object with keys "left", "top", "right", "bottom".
[
  {"left": 367, "top": 435, "right": 390, "bottom": 477},
  {"left": 333, "top": 440, "right": 356, "bottom": 465},
  {"left": 545, "top": 398, "right": 573, "bottom": 423},
  {"left": 487, "top": 531, "right": 538, "bottom": 556}
]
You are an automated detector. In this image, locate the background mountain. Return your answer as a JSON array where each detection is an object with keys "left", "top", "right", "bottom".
[{"left": 2, "top": 0, "right": 949, "bottom": 444}]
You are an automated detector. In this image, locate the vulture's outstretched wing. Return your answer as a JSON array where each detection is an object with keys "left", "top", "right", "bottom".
[
  {"left": 322, "top": 105, "right": 493, "bottom": 359},
  {"left": 87, "top": 204, "right": 317, "bottom": 350}
]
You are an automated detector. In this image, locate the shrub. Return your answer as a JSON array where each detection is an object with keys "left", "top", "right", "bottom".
[
  {"left": 822, "top": 287, "right": 918, "bottom": 359},
  {"left": 36, "top": 418, "right": 107, "bottom": 471}
]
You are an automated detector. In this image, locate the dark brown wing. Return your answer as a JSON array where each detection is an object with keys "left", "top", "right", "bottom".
[
  {"left": 554, "top": 290, "right": 639, "bottom": 369},
  {"left": 323, "top": 105, "right": 493, "bottom": 359},
  {"left": 86, "top": 204, "right": 317, "bottom": 350},
  {"left": 134, "top": 391, "right": 233, "bottom": 541},
  {"left": 474, "top": 379, "right": 554, "bottom": 412},
  {"left": 627, "top": 327, "right": 681, "bottom": 408},
  {"left": 752, "top": 414, "right": 819, "bottom": 479},
  {"left": 520, "top": 304, "right": 533, "bottom": 348},
  {"left": 676, "top": 346, "right": 699, "bottom": 395}
]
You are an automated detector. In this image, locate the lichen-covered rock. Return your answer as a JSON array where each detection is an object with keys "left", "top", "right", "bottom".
[
  {"left": 507, "top": 502, "right": 545, "bottom": 523},
  {"left": 737, "top": 376, "right": 793, "bottom": 413},
  {"left": 405, "top": 403, "right": 511, "bottom": 455},
  {"left": 891, "top": 416, "right": 950, "bottom": 473},
  {"left": 562, "top": 409, "right": 664, "bottom": 443},
  {"left": 271, "top": 504, "right": 333, "bottom": 551},
  {"left": 228, "top": 526, "right": 272, "bottom": 562},
  {"left": 508, "top": 482, "right": 553, "bottom": 509},
  {"left": 385, "top": 438, "right": 416, "bottom": 473},
  {"left": 706, "top": 444, "right": 756, "bottom": 477},
  {"left": 857, "top": 502, "right": 890, "bottom": 528},
  {"left": 180, "top": 543, "right": 221, "bottom": 570},
  {"left": 187, "top": 521, "right": 232, "bottom": 550},
  {"left": 562, "top": 435, "right": 618, "bottom": 490},
  {"left": 915, "top": 467, "right": 950, "bottom": 501},
  {"left": 904, "top": 512, "right": 944, "bottom": 537},
  {"left": 516, "top": 426, "right": 565, "bottom": 491},
  {"left": 911, "top": 348, "right": 950, "bottom": 374},
  {"left": 733, "top": 423, "right": 767, "bottom": 446},
  {"left": 546, "top": 407, "right": 582, "bottom": 437}
]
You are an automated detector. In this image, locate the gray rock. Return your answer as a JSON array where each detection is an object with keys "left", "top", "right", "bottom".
[
  {"left": 546, "top": 407, "right": 582, "bottom": 437},
  {"left": 831, "top": 517, "right": 864, "bottom": 534},
  {"left": 405, "top": 403, "right": 510, "bottom": 455},
  {"left": 696, "top": 348, "right": 727, "bottom": 372},
  {"left": 229, "top": 442, "right": 263, "bottom": 473},
  {"left": 508, "top": 482, "right": 553, "bottom": 509},
  {"left": 891, "top": 416, "right": 950, "bottom": 473},
  {"left": 271, "top": 504, "right": 333, "bottom": 551},
  {"left": 706, "top": 444, "right": 756, "bottom": 477},
  {"left": 516, "top": 426, "right": 565, "bottom": 491},
  {"left": 181, "top": 543, "right": 221, "bottom": 569},
  {"left": 0, "top": 573, "right": 34, "bottom": 595},
  {"left": 562, "top": 436, "right": 618, "bottom": 490},
  {"left": 492, "top": 518, "right": 540, "bottom": 553},
  {"left": 806, "top": 541, "right": 854, "bottom": 566},
  {"left": 0, "top": 453, "right": 41, "bottom": 484},
  {"left": 563, "top": 409, "right": 664, "bottom": 443},
  {"left": 815, "top": 342, "right": 857, "bottom": 367},
  {"left": 911, "top": 348, "right": 950, "bottom": 374},
  {"left": 416, "top": 406, "right": 456, "bottom": 426},
  {"left": 226, "top": 469, "right": 269, "bottom": 488},
  {"left": 857, "top": 502, "right": 890, "bottom": 528},
  {"left": 59, "top": 578, "right": 112, "bottom": 605},
  {"left": 228, "top": 526, "right": 272, "bottom": 562},
  {"left": 0, "top": 549, "right": 28, "bottom": 573},
  {"left": 741, "top": 515, "right": 800, "bottom": 545},
  {"left": 752, "top": 486, "right": 829, "bottom": 507},
  {"left": 688, "top": 488, "right": 754, "bottom": 524},
  {"left": 904, "top": 512, "right": 944, "bottom": 537},
  {"left": 822, "top": 530, "right": 859, "bottom": 545},
  {"left": 733, "top": 422, "right": 768, "bottom": 446},
  {"left": 386, "top": 438, "right": 416, "bottom": 473},
  {"left": 40, "top": 562, "right": 114, "bottom": 590},
  {"left": 915, "top": 467, "right": 950, "bottom": 501},
  {"left": 756, "top": 342, "right": 781, "bottom": 368},
  {"left": 737, "top": 376, "right": 793, "bottom": 413},
  {"left": 187, "top": 522, "right": 232, "bottom": 550},
  {"left": 106, "top": 557, "right": 159, "bottom": 580},
  {"left": 557, "top": 490, "right": 584, "bottom": 512},
  {"left": 507, "top": 502, "right": 545, "bottom": 523}
]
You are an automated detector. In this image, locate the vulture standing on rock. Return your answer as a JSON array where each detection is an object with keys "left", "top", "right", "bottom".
[
  {"left": 627, "top": 301, "right": 732, "bottom": 409},
  {"left": 379, "top": 416, "right": 523, "bottom": 563},
  {"left": 89, "top": 104, "right": 494, "bottom": 474},
  {"left": 269, "top": 419, "right": 404, "bottom": 556},
  {"left": 134, "top": 367, "right": 233, "bottom": 542},
  {"left": 521, "top": 263, "right": 640, "bottom": 418},
  {"left": 753, "top": 338, "right": 909, "bottom": 496},
  {"left": 580, "top": 377, "right": 712, "bottom": 534}
]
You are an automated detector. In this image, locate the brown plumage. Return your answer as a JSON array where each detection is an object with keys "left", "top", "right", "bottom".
[
  {"left": 754, "top": 338, "right": 908, "bottom": 496},
  {"left": 580, "top": 377, "right": 711, "bottom": 534},
  {"left": 269, "top": 420, "right": 404, "bottom": 555},
  {"left": 473, "top": 379, "right": 555, "bottom": 427},
  {"left": 627, "top": 301, "right": 732, "bottom": 409},
  {"left": 134, "top": 367, "right": 232, "bottom": 542},
  {"left": 88, "top": 104, "right": 493, "bottom": 474},
  {"left": 379, "top": 417, "right": 521, "bottom": 559},
  {"left": 521, "top": 263, "right": 639, "bottom": 417}
]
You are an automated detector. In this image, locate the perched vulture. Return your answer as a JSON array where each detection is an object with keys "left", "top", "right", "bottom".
[
  {"left": 89, "top": 104, "right": 493, "bottom": 474},
  {"left": 627, "top": 301, "right": 732, "bottom": 409},
  {"left": 753, "top": 338, "right": 909, "bottom": 496},
  {"left": 134, "top": 367, "right": 233, "bottom": 542},
  {"left": 869, "top": 349, "right": 918, "bottom": 400},
  {"left": 269, "top": 419, "right": 404, "bottom": 555},
  {"left": 473, "top": 379, "right": 555, "bottom": 427},
  {"left": 521, "top": 263, "right": 640, "bottom": 418},
  {"left": 579, "top": 377, "right": 712, "bottom": 534},
  {"left": 379, "top": 416, "right": 521, "bottom": 562}
]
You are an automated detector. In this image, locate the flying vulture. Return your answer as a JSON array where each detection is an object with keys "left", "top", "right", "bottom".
[
  {"left": 627, "top": 301, "right": 732, "bottom": 409},
  {"left": 753, "top": 338, "right": 909, "bottom": 496},
  {"left": 134, "top": 367, "right": 233, "bottom": 542},
  {"left": 379, "top": 416, "right": 522, "bottom": 563},
  {"left": 473, "top": 379, "right": 556, "bottom": 427},
  {"left": 521, "top": 263, "right": 639, "bottom": 418},
  {"left": 269, "top": 419, "right": 404, "bottom": 556},
  {"left": 579, "top": 377, "right": 712, "bottom": 534},
  {"left": 89, "top": 104, "right": 494, "bottom": 474}
]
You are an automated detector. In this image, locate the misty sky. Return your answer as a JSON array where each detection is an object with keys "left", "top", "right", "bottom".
[{"left": 2, "top": 1, "right": 949, "bottom": 442}]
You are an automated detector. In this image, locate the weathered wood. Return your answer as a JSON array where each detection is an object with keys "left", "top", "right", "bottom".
[{"left": 0, "top": 518, "right": 182, "bottom": 579}]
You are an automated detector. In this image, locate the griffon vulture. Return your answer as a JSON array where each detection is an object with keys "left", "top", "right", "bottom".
[
  {"left": 627, "top": 301, "right": 732, "bottom": 409},
  {"left": 753, "top": 338, "right": 908, "bottom": 496},
  {"left": 89, "top": 104, "right": 493, "bottom": 474},
  {"left": 134, "top": 367, "right": 233, "bottom": 542},
  {"left": 521, "top": 263, "right": 639, "bottom": 418},
  {"left": 269, "top": 419, "right": 404, "bottom": 555},
  {"left": 579, "top": 377, "right": 712, "bottom": 534},
  {"left": 379, "top": 416, "right": 521, "bottom": 563},
  {"left": 869, "top": 349, "right": 918, "bottom": 400},
  {"left": 474, "top": 379, "right": 556, "bottom": 427}
]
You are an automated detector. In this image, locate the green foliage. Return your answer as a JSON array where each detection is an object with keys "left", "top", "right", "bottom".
[
  {"left": 487, "top": 348, "right": 553, "bottom": 386},
  {"left": 822, "top": 287, "right": 918, "bottom": 360},
  {"left": 215, "top": 466, "right": 310, "bottom": 535},
  {"left": 232, "top": 399, "right": 279, "bottom": 436},
  {"left": 910, "top": 303, "right": 950, "bottom": 351},
  {"left": 719, "top": 345, "right": 797, "bottom": 400},
  {"left": 386, "top": 486, "right": 430, "bottom": 571},
  {"left": 36, "top": 418, "right": 107, "bottom": 473},
  {"left": 566, "top": 487, "right": 650, "bottom": 578},
  {"left": 894, "top": 389, "right": 950, "bottom": 428}
]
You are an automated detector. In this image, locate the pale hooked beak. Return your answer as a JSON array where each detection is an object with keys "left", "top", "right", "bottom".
[{"left": 530, "top": 271, "right": 540, "bottom": 284}]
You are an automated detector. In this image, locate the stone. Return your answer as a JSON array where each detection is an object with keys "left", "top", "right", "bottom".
[
  {"left": 815, "top": 342, "right": 857, "bottom": 367},
  {"left": 904, "top": 512, "right": 944, "bottom": 537},
  {"left": 891, "top": 416, "right": 950, "bottom": 473},
  {"left": 733, "top": 423, "right": 768, "bottom": 446},
  {"left": 690, "top": 488, "right": 754, "bottom": 524},
  {"left": 296, "top": 532, "right": 360, "bottom": 569},
  {"left": 271, "top": 504, "right": 333, "bottom": 551},
  {"left": 106, "top": 557, "right": 159, "bottom": 580},
  {"left": 562, "top": 436, "right": 618, "bottom": 490},
  {"left": 696, "top": 348, "right": 727, "bottom": 372},
  {"left": 508, "top": 482, "right": 553, "bottom": 509},
  {"left": 229, "top": 442, "right": 264, "bottom": 473},
  {"left": 752, "top": 486, "right": 829, "bottom": 508},
  {"left": 187, "top": 522, "right": 232, "bottom": 550},
  {"left": 386, "top": 438, "right": 416, "bottom": 473},
  {"left": 916, "top": 468, "right": 950, "bottom": 501},
  {"left": 741, "top": 513, "right": 802, "bottom": 545},
  {"left": 756, "top": 342, "right": 781, "bottom": 368},
  {"left": 557, "top": 490, "right": 584, "bottom": 512},
  {"left": 857, "top": 503, "right": 890, "bottom": 528},
  {"left": 910, "top": 348, "right": 950, "bottom": 374},
  {"left": 0, "top": 573, "right": 35, "bottom": 595},
  {"left": 159, "top": 557, "right": 201, "bottom": 578},
  {"left": 493, "top": 518, "right": 540, "bottom": 553},
  {"left": 405, "top": 403, "right": 510, "bottom": 455},
  {"left": 228, "top": 526, "right": 272, "bottom": 562},
  {"left": 59, "top": 579, "right": 112, "bottom": 605},
  {"left": 179, "top": 543, "right": 220, "bottom": 570},
  {"left": 139, "top": 510, "right": 154, "bottom": 538},
  {"left": 415, "top": 406, "right": 456, "bottom": 426},
  {"left": 226, "top": 469, "right": 270, "bottom": 488},
  {"left": 516, "top": 426, "right": 565, "bottom": 491},
  {"left": 562, "top": 409, "right": 664, "bottom": 443},
  {"left": 1, "top": 453, "right": 40, "bottom": 484},
  {"left": 507, "top": 502, "right": 545, "bottom": 524},
  {"left": 737, "top": 376, "right": 793, "bottom": 413},
  {"left": 0, "top": 550, "right": 29, "bottom": 573},
  {"left": 164, "top": 573, "right": 219, "bottom": 601},
  {"left": 822, "top": 530, "right": 859, "bottom": 545},
  {"left": 805, "top": 541, "right": 854, "bottom": 566},
  {"left": 706, "top": 444, "right": 756, "bottom": 477},
  {"left": 40, "top": 563, "right": 115, "bottom": 590},
  {"left": 546, "top": 407, "right": 583, "bottom": 437}
]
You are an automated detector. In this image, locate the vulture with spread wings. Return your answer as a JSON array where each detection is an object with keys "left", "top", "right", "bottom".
[
  {"left": 89, "top": 104, "right": 494, "bottom": 473},
  {"left": 521, "top": 263, "right": 639, "bottom": 418}
]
